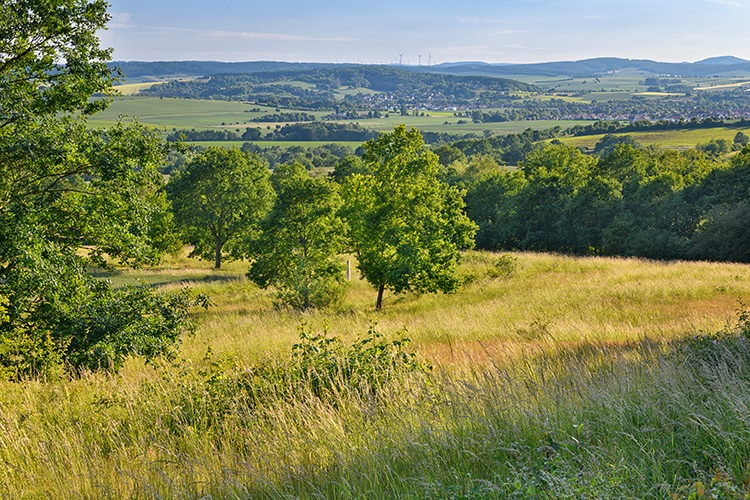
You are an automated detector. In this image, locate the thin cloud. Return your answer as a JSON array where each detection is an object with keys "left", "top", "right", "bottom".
[
  {"left": 439, "top": 45, "right": 494, "bottom": 54},
  {"left": 497, "top": 44, "right": 551, "bottom": 51},
  {"left": 108, "top": 12, "right": 133, "bottom": 29},
  {"left": 489, "top": 30, "right": 528, "bottom": 36},
  {"left": 131, "top": 26, "right": 355, "bottom": 43},
  {"left": 208, "top": 30, "right": 356, "bottom": 42},
  {"left": 705, "top": 0, "right": 741, "bottom": 5},
  {"left": 457, "top": 17, "right": 506, "bottom": 25}
]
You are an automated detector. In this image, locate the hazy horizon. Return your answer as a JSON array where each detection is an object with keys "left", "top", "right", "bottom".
[{"left": 100, "top": 0, "right": 750, "bottom": 65}]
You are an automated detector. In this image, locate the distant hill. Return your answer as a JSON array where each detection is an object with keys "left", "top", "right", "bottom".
[
  {"left": 695, "top": 56, "right": 750, "bottom": 65},
  {"left": 136, "top": 65, "right": 538, "bottom": 110},
  {"left": 111, "top": 56, "right": 750, "bottom": 83},
  {"left": 420, "top": 57, "right": 750, "bottom": 78}
]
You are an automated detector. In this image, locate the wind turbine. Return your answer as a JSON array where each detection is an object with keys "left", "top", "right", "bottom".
[
  {"left": 418, "top": 53, "right": 422, "bottom": 66},
  {"left": 398, "top": 53, "right": 404, "bottom": 65}
]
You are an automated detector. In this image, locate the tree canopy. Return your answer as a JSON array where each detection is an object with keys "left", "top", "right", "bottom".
[
  {"left": 342, "top": 126, "right": 477, "bottom": 309},
  {"left": 247, "top": 163, "right": 348, "bottom": 310},
  {"left": 0, "top": 0, "right": 204, "bottom": 379},
  {"left": 167, "top": 147, "right": 274, "bottom": 269}
]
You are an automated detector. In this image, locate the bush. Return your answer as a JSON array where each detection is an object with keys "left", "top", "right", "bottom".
[
  {"left": 0, "top": 280, "right": 210, "bottom": 380},
  {"left": 167, "top": 324, "right": 432, "bottom": 431}
]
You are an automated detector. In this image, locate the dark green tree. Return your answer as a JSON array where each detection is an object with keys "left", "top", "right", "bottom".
[
  {"left": 342, "top": 126, "right": 477, "bottom": 309},
  {"left": 167, "top": 147, "right": 274, "bottom": 269},
  {"left": 0, "top": 0, "right": 205, "bottom": 379},
  {"left": 247, "top": 163, "right": 348, "bottom": 310},
  {"left": 516, "top": 143, "right": 596, "bottom": 250},
  {"left": 733, "top": 131, "right": 750, "bottom": 151},
  {"left": 593, "top": 134, "right": 640, "bottom": 157},
  {"left": 330, "top": 155, "right": 370, "bottom": 184}
]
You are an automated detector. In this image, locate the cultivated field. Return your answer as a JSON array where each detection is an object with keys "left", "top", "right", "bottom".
[
  {"left": 92, "top": 91, "right": 750, "bottom": 153},
  {"left": 3, "top": 250, "right": 750, "bottom": 497},
  {"left": 89, "top": 95, "right": 596, "bottom": 139},
  {"left": 560, "top": 125, "right": 750, "bottom": 150}
]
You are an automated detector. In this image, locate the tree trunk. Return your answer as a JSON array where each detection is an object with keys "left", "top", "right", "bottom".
[
  {"left": 214, "top": 238, "right": 222, "bottom": 269},
  {"left": 376, "top": 283, "right": 385, "bottom": 310}
]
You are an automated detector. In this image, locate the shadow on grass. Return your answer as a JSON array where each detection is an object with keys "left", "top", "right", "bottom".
[{"left": 89, "top": 268, "right": 244, "bottom": 289}]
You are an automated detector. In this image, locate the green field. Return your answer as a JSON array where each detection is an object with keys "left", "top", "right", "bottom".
[
  {"left": 89, "top": 95, "right": 594, "bottom": 138},
  {"left": 88, "top": 96, "right": 281, "bottom": 129},
  {"left": 89, "top": 92, "right": 748, "bottom": 153},
  {"left": 560, "top": 125, "right": 750, "bottom": 150},
  {"left": 3, "top": 250, "right": 750, "bottom": 497}
]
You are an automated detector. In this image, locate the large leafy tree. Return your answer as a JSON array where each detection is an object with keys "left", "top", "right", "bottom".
[
  {"left": 342, "top": 126, "right": 477, "bottom": 309},
  {"left": 0, "top": 0, "right": 202, "bottom": 379},
  {"left": 167, "top": 147, "right": 274, "bottom": 269},
  {"left": 248, "top": 163, "right": 348, "bottom": 310}
]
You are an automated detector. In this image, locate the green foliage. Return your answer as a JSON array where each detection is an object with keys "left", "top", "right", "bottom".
[
  {"left": 688, "top": 201, "right": 750, "bottom": 262},
  {"left": 592, "top": 133, "right": 640, "bottom": 157},
  {"left": 465, "top": 140, "right": 750, "bottom": 263},
  {"left": 342, "top": 126, "right": 478, "bottom": 308},
  {"left": 330, "top": 155, "right": 370, "bottom": 184},
  {"left": 0, "top": 0, "right": 204, "bottom": 379},
  {"left": 697, "top": 138, "right": 732, "bottom": 157},
  {"left": 247, "top": 163, "right": 348, "bottom": 310},
  {"left": 733, "top": 131, "right": 750, "bottom": 150},
  {"left": 287, "top": 323, "right": 432, "bottom": 399},
  {"left": 171, "top": 324, "right": 431, "bottom": 428},
  {"left": 167, "top": 147, "right": 274, "bottom": 268},
  {"left": 0, "top": 0, "right": 114, "bottom": 126}
]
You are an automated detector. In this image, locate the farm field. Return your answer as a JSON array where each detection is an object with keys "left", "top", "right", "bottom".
[
  {"left": 88, "top": 96, "right": 280, "bottom": 129},
  {"left": 3, "top": 250, "right": 750, "bottom": 497},
  {"left": 559, "top": 125, "right": 750, "bottom": 150},
  {"left": 92, "top": 94, "right": 597, "bottom": 137}
]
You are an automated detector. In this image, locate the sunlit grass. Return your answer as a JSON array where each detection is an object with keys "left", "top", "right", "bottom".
[{"left": 3, "top": 250, "right": 750, "bottom": 497}]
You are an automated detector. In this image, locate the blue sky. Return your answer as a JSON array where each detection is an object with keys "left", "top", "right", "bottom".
[{"left": 100, "top": 0, "right": 750, "bottom": 64}]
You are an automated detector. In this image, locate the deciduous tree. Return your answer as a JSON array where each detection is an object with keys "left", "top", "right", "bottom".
[
  {"left": 247, "top": 163, "right": 347, "bottom": 309},
  {"left": 0, "top": 0, "right": 204, "bottom": 379},
  {"left": 167, "top": 147, "right": 274, "bottom": 269},
  {"left": 342, "top": 126, "right": 477, "bottom": 309}
]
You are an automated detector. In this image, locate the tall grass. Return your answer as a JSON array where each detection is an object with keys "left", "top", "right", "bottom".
[{"left": 3, "top": 251, "right": 750, "bottom": 497}]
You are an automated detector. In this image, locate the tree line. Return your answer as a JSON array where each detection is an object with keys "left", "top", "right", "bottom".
[
  {"left": 167, "top": 126, "right": 477, "bottom": 311},
  {"left": 461, "top": 138, "right": 750, "bottom": 262}
]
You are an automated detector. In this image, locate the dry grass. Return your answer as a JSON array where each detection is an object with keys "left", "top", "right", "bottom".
[{"left": 3, "top": 250, "right": 750, "bottom": 497}]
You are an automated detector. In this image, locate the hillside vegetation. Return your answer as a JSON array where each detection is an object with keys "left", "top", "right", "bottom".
[
  {"left": 8, "top": 4, "right": 750, "bottom": 497},
  {"left": 2, "top": 251, "right": 750, "bottom": 497}
]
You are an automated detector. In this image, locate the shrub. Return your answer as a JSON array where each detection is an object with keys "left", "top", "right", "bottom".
[{"left": 166, "top": 324, "right": 432, "bottom": 432}]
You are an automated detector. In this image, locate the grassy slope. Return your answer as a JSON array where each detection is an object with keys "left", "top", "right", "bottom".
[
  {"left": 3, "top": 251, "right": 750, "bottom": 497},
  {"left": 560, "top": 126, "right": 750, "bottom": 150}
]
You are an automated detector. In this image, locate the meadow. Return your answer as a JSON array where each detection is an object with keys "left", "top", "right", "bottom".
[{"left": 3, "top": 250, "right": 750, "bottom": 497}]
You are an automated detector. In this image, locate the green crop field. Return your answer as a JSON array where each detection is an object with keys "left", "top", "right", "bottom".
[
  {"left": 560, "top": 125, "right": 750, "bottom": 150},
  {"left": 87, "top": 95, "right": 596, "bottom": 141},
  {"left": 88, "top": 91, "right": 748, "bottom": 154},
  {"left": 88, "top": 96, "right": 280, "bottom": 129},
  {"left": 3, "top": 250, "right": 750, "bottom": 497}
]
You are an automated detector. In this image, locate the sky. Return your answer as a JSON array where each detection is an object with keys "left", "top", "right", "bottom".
[{"left": 100, "top": 0, "right": 750, "bottom": 65}]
